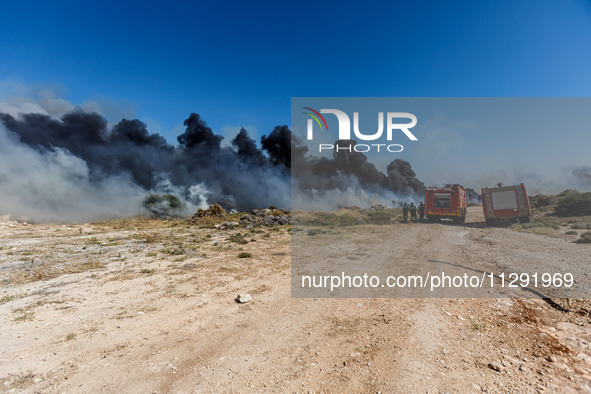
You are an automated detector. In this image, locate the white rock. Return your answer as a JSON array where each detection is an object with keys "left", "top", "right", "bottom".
[
  {"left": 236, "top": 294, "right": 252, "bottom": 303},
  {"left": 488, "top": 361, "right": 505, "bottom": 372}
]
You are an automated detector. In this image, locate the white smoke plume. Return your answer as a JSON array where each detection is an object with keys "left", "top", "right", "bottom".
[{"left": 0, "top": 124, "right": 146, "bottom": 222}]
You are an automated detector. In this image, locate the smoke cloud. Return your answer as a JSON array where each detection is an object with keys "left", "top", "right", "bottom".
[
  {"left": 0, "top": 97, "right": 426, "bottom": 222},
  {"left": 0, "top": 124, "right": 146, "bottom": 222},
  {"left": 0, "top": 109, "right": 293, "bottom": 222},
  {"left": 291, "top": 139, "right": 425, "bottom": 209},
  {"left": 570, "top": 166, "right": 591, "bottom": 189}
]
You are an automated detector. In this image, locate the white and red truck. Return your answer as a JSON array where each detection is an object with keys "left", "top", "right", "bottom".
[{"left": 481, "top": 183, "right": 531, "bottom": 225}]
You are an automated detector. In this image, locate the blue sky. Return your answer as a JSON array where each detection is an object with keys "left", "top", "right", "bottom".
[{"left": 1, "top": 0, "right": 591, "bottom": 191}]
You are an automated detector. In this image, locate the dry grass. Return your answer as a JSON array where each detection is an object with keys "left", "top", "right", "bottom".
[
  {"left": 132, "top": 228, "right": 163, "bottom": 243},
  {"left": 12, "top": 307, "right": 35, "bottom": 322},
  {"left": 514, "top": 200, "right": 591, "bottom": 239},
  {"left": 105, "top": 270, "right": 137, "bottom": 282},
  {"left": 64, "top": 260, "right": 106, "bottom": 274},
  {"left": 571, "top": 222, "right": 591, "bottom": 229},
  {"left": 326, "top": 316, "right": 362, "bottom": 337},
  {"left": 0, "top": 214, "right": 290, "bottom": 299},
  {"left": 6, "top": 260, "right": 58, "bottom": 284},
  {"left": 8, "top": 258, "right": 107, "bottom": 285},
  {"left": 293, "top": 208, "right": 401, "bottom": 227},
  {"left": 0, "top": 293, "right": 27, "bottom": 304},
  {"left": 0, "top": 372, "right": 37, "bottom": 389},
  {"left": 96, "top": 216, "right": 185, "bottom": 230}
]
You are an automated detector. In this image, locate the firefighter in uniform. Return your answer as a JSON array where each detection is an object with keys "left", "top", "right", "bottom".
[
  {"left": 402, "top": 203, "right": 409, "bottom": 222},
  {"left": 409, "top": 203, "right": 417, "bottom": 221},
  {"left": 418, "top": 202, "right": 425, "bottom": 221}
]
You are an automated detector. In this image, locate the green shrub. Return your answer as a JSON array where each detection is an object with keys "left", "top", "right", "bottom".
[
  {"left": 577, "top": 231, "right": 591, "bottom": 244},
  {"left": 238, "top": 252, "right": 252, "bottom": 258},
  {"left": 555, "top": 191, "right": 591, "bottom": 217},
  {"left": 565, "top": 231, "right": 578, "bottom": 235},
  {"left": 522, "top": 220, "right": 558, "bottom": 230},
  {"left": 522, "top": 222, "right": 543, "bottom": 229},
  {"left": 160, "top": 247, "right": 185, "bottom": 255},
  {"left": 530, "top": 194, "right": 557, "bottom": 209},
  {"left": 228, "top": 233, "right": 248, "bottom": 244},
  {"left": 558, "top": 189, "right": 579, "bottom": 197}
]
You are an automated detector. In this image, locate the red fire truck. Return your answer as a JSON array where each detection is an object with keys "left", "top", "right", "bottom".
[
  {"left": 424, "top": 184, "right": 467, "bottom": 223},
  {"left": 481, "top": 183, "right": 531, "bottom": 225}
]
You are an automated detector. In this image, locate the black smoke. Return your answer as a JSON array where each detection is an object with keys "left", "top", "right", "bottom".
[
  {"left": 292, "top": 139, "right": 425, "bottom": 208},
  {"left": 385, "top": 158, "right": 425, "bottom": 195},
  {"left": 0, "top": 111, "right": 174, "bottom": 190},
  {"left": 177, "top": 113, "right": 224, "bottom": 148},
  {"left": 0, "top": 110, "right": 292, "bottom": 218},
  {"left": 261, "top": 125, "right": 291, "bottom": 168},
  {"left": 0, "top": 108, "right": 426, "bottom": 221},
  {"left": 231, "top": 127, "right": 267, "bottom": 167}
]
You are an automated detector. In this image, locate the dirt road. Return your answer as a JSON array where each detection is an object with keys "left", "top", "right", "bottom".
[{"left": 1, "top": 208, "right": 590, "bottom": 392}]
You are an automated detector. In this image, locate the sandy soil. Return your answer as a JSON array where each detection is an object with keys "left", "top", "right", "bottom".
[{"left": 1, "top": 208, "right": 591, "bottom": 393}]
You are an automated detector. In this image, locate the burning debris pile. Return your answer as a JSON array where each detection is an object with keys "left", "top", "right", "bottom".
[
  {"left": 191, "top": 203, "right": 227, "bottom": 220},
  {"left": 189, "top": 204, "right": 228, "bottom": 226},
  {"left": 239, "top": 208, "right": 291, "bottom": 228},
  {"left": 189, "top": 204, "right": 291, "bottom": 229}
]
